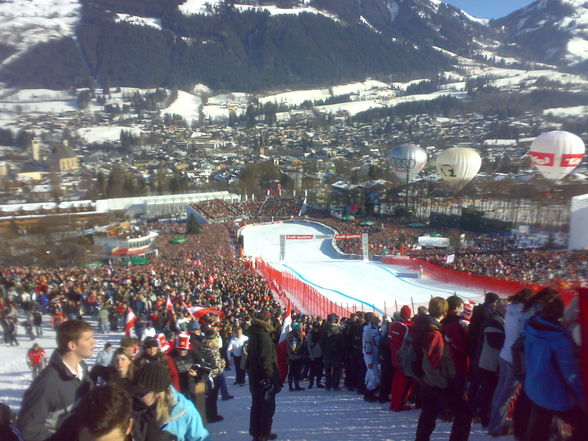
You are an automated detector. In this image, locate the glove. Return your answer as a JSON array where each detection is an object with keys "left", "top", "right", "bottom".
[{"left": 259, "top": 379, "right": 273, "bottom": 392}]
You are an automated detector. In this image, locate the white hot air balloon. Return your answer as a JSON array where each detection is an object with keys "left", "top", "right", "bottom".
[
  {"left": 436, "top": 147, "right": 482, "bottom": 190},
  {"left": 529, "top": 131, "right": 585, "bottom": 182},
  {"left": 388, "top": 143, "right": 427, "bottom": 183}
]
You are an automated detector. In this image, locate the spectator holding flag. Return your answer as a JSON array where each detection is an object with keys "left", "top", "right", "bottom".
[{"left": 124, "top": 307, "right": 137, "bottom": 337}]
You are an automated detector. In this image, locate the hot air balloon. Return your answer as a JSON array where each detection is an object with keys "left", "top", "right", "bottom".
[
  {"left": 529, "top": 131, "right": 585, "bottom": 182},
  {"left": 436, "top": 147, "right": 482, "bottom": 190},
  {"left": 388, "top": 143, "right": 427, "bottom": 183}
]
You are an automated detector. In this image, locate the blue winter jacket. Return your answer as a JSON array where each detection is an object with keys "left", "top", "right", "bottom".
[
  {"left": 524, "top": 316, "right": 584, "bottom": 411},
  {"left": 162, "top": 387, "right": 210, "bottom": 441}
]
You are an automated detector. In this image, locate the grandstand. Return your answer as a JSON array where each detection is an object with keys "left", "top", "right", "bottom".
[{"left": 188, "top": 196, "right": 304, "bottom": 224}]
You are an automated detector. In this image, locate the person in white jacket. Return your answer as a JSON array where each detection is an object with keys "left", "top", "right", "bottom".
[
  {"left": 95, "top": 342, "right": 114, "bottom": 367},
  {"left": 226, "top": 327, "right": 249, "bottom": 385},
  {"left": 362, "top": 312, "right": 382, "bottom": 402},
  {"left": 142, "top": 321, "right": 157, "bottom": 341}
]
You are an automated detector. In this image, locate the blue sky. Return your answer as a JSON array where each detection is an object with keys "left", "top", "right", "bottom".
[{"left": 444, "top": 1, "right": 532, "bottom": 19}]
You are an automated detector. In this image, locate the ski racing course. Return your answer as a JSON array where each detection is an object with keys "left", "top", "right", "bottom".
[{"left": 241, "top": 221, "right": 485, "bottom": 313}]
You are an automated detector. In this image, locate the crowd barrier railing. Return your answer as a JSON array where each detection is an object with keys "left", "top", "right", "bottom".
[
  {"left": 253, "top": 254, "right": 581, "bottom": 317},
  {"left": 380, "top": 256, "right": 580, "bottom": 304},
  {"left": 255, "top": 257, "right": 355, "bottom": 317}
]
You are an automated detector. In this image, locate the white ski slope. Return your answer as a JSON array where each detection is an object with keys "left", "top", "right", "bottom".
[{"left": 241, "top": 221, "right": 485, "bottom": 313}]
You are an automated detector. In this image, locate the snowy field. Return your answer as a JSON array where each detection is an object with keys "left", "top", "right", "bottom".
[
  {"left": 0, "top": 315, "right": 510, "bottom": 441},
  {"left": 241, "top": 221, "right": 485, "bottom": 314}
]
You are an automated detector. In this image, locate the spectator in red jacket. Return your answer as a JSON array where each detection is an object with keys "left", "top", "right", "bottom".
[
  {"left": 441, "top": 295, "right": 470, "bottom": 385},
  {"left": 388, "top": 305, "right": 413, "bottom": 412},
  {"left": 50, "top": 310, "right": 66, "bottom": 330},
  {"left": 27, "top": 343, "right": 47, "bottom": 380}
]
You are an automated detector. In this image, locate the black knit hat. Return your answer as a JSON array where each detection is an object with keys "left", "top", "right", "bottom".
[
  {"left": 143, "top": 337, "right": 159, "bottom": 348},
  {"left": 485, "top": 292, "right": 500, "bottom": 304},
  {"left": 132, "top": 362, "right": 171, "bottom": 395}
]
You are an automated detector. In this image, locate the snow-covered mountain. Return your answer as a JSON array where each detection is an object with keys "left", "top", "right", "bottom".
[
  {"left": 0, "top": 0, "right": 585, "bottom": 91},
  {"left": 0, "top": 0, "right": 80, "bottom": 65},
  {"left": 496, "top": 0, "right": 588, "bottom": 68}
]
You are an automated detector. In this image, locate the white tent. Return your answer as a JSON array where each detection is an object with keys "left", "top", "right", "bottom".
[{"left": 569, "top": 193, "right": 588, "bottom": 250}]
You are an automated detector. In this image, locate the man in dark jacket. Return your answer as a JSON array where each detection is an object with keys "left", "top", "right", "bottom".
[
  {"left": 320, "top": 313, "right": 345, "bottom": 391},
  {"left": 414, "top": 297, "right": 472, "bottom": 441},
  {"left": 17, "top": 320, "right": 95, "bottom": 441},
  {"left": 46, "top": 383, "right": 176, "bottom": 441},
  {"left": 247, "top": 310, "right": 282, "bottom": 441},
  {"left": 467, "top": 292, "right": 499, "bottom": 409},
  {"left": 468, "top": 292, "right": 499, "bottom": 357},
  {"left": 441, "top": 296, "right": 469, "bottom": 387}
]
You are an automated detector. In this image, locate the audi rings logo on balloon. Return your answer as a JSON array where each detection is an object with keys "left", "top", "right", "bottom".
[{"left": 389, "top": 157, "right": 418, "bottom": 169}]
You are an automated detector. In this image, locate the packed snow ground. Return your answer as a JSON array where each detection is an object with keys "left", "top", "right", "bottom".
[
  {"left": 0, "top": 317, "right": 511, "bottom": 441},
  {"left": 241, "top": 221, "right": 485, "bottom": 314}
]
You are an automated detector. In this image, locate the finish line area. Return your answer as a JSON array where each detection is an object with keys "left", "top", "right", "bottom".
[
  {"left": 240, "top": 221, "right": 483, "bottom": 313},
  {"left": 280, "top": 232, "right": 369, "bottom": 262}
]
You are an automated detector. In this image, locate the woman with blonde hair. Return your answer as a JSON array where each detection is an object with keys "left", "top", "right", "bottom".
[{"left": 133, "top": 362, "right": 209, "bottom": 441}]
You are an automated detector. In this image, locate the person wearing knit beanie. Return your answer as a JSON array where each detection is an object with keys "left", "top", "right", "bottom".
[
  {"left": 133, "top": 362, "right": 171, "bottom": 396},
  {"left": 400, "top": 305, "right": 412, "bottom": 320},
  {"left": 133, "top": 357, "right": 210, "bottom": 441}
]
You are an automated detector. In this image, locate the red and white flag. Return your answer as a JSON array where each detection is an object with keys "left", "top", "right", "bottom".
[
  {"left": 277, "top": 299, "right": 292, "bottom": 383},
  {"left": 124, "top": 307, "right": 137, "bottom": 337},
  {"left": 187, "top": 306, "right": 225, "bottom": 321},
  {"left": 166, "top": 295, "right": 174, "bottom": 313}
]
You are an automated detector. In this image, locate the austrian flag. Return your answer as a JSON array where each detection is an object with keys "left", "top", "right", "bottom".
[
  {"left": 187, "top": 306, "right": 225, "bottom": 321},
  {"left": 277, "top": 299, "right": 292, "bottom": 382},
  {"left": 124, "top": 307, "right": 137, "bottom": 337}
]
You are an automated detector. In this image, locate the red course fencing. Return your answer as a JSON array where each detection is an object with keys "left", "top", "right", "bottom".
[
  {"left": 255, "top": 257, "right": 354, "bottom": 317},
  {"left": 253, "top": 255, "right": 581, "bottom": 317},
  {"left": 380, "top": 256, "right": 579, "bottom": 304}
]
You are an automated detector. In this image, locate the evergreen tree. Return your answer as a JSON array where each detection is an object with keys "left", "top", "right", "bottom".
[{"left": 186, "top": 213, "right": 202, "bottom": 234}]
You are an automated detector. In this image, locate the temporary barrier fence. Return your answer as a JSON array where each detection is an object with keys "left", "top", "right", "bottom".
[
  {"left": 380, "top": 256, "right": 580, "bottom": 304},
  {"left": 254, "top": 255, "right": 582, "bottom": 317},
  {"left": 255, "top": 257, "right": 355, "bottom": 317}
]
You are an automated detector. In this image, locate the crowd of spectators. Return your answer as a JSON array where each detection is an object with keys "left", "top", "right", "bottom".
[
  {"left": 258, "top": 197, "right": 303, "bottom": 218},
  {"left": 410, "top": 248, "right": 588, "bottom": 286},
  {"left": 191, "top": 197, "right": 303, "bottom": 223},
  {"left": 190, "top": 199, "right": 245, "bottom": 222},
  {"left": 0, "top": 212, "right": 586, "bottom": 441},
  {"left": 300, "top": 215, "right": 585, "bottom": 287}
]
